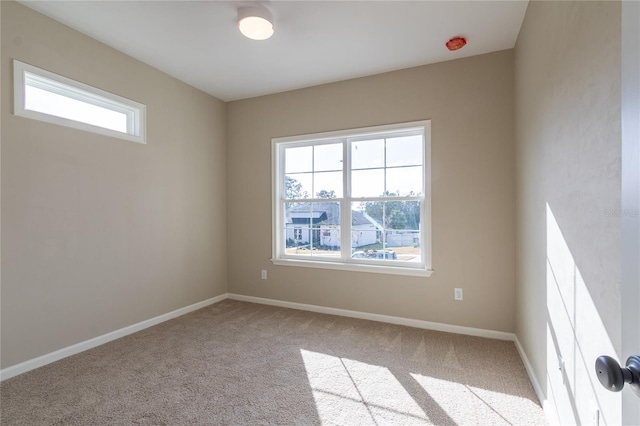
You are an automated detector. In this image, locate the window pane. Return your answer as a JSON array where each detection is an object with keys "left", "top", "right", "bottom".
[
  {"left": 386, "top": 166, "right": 423, "bottom": 196},
  {"left": 351, "top": 169, "right": 384, "bottom": 197},
  {"left": 285, "top": 202, "right": 312, "bottom": 227},
  {"left": 350, "top": 200, "right": 421, "bottom": 262},
  {"left": 314, "top": 171, "right": 342, "bottom": 198},
  {"left": 397, "top": 201, "right": 421, "bottom": 231},
  {"left": 314, "top": 143, "right": 342, "bottom": 172},
  {"left": 285, "top": 224, "right": 310, "bottom": 245},
  {"left": 386, "top": 135, "right": 423, "bottom": 167},
  {"left": 384, "top": 231, "right": 422, "bottom": 262},
  {"left": 285, "top": 146, "right": 312, "bottom": 173},
  {"left": 25, "top": 85, "right": 128, "bottom": 133},
  {"left": 285, "top": 174, "right": 311, "bottom": 199},
  {"left": 351, "top": 139, "right": 384, "bottom": 169},
  {"left": 391, "top": 201, "right": 421, "bottom": 231},
  {"left": 351, "top": 202, "right": 382, "bottom": 257},
  {"left": 352, "top": 200, "right": 381, "bottom": 227},
  {"left": 284, "top": 202, "right": 340, "bottom": 257},
  {"left": 374, "top": 200, "right": 420, "bottom": 231}
]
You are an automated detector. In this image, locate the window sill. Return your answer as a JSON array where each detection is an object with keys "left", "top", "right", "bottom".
[{"left": 270, "top": 258, "right": 433, "bottom": 277}]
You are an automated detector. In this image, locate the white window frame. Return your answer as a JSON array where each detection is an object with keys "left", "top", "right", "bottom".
[
  {"left": 272, "top": 120, "right": 432, "bottom": 277},
  {"left": 13, "top": 60, "right": 146, "bottom": 144}
]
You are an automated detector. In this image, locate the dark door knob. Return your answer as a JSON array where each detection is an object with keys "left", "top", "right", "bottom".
[{"left": 595, "top": 355, "right": 640, "bottom": 397}]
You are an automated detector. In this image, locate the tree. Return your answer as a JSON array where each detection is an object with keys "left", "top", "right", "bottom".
[
  {"left": 285, "top": 176, "right": 308, "bottom": 199},
  {"left": 316, "top": 189, "right": 336, "bottom": 199},
  {"left": 403, "top": 200, "right": 420, "bottom": 230},
  {"left": 388, "top": 209, "right": 407, "bottom": 229},
  {"left": 362, "top": 191, "right": 420, "bottom": 230}
]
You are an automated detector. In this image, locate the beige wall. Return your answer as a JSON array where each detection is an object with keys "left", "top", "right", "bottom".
[
  {"left": 1, "top": 2, "right": 227, "bottom": 368},
  {"left": 227, "top": 50, "right": 516, "bottom": 332},
  {"left": 515, "top": 1, "right": 622, "bottom": 424}
]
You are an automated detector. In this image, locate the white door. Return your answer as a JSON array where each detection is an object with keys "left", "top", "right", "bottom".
[{"left": 621, "top": 1, "right": 640, "bottom": 424}]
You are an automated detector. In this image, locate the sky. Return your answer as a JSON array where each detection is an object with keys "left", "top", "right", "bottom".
[
  {"left": 285, "top": 134, "right": 423, "bottom": 200},
  {"left": 25, "top": 85, "right": 127, "bottom": 134}
]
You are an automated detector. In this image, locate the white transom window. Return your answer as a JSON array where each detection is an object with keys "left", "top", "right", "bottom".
[{"left": 13, "top": 60, "right": 146, "bottom": 144}]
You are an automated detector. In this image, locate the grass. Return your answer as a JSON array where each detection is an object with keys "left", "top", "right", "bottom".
[
  {"left": 357, "top": 244, "right": 420, "bottom": 256},
  {"left": 285, "top": 244, "right": 420, "bottom": 261}
]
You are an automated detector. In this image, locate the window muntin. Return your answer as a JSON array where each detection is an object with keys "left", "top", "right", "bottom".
[
  {"left": 273, "top": 121, "right": 432, "bottom": 276},
  {"left": 13, "top": 60, "right": 146, "bottom": 144}
]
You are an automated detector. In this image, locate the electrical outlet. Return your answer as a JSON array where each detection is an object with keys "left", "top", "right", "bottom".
[
  {"left": 261, "top": 269, "right": 267, "bottom": 280},
  {"left": 454, "top": 288, "right": 463, "bottom": 300}
]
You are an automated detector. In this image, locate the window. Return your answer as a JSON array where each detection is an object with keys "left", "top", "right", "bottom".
[
  {"left": 272, "top": 121, "right": 432, "bottom": 277},
  {"left": 13, "top": 60, "right": 146, "bottom": 144}
]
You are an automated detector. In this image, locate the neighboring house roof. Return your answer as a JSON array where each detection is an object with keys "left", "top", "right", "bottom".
[
  {"left": 290, "top": 210, "right": 327, "bottom": 225},
  {"left": 360, "top": 211, "right": 385, "bottom": 231},
  {"left": 287, "top": 202, "right": 382, "bottom": 229}
]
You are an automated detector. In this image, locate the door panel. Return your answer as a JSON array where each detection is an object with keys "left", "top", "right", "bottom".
[{"left": 622, "top": 1, "right": 640, "bottom": 423}]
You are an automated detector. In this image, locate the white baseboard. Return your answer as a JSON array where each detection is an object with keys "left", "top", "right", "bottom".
[
  {"left": 227, "top": 293, "right": 516, "bottom": 341},
  {"left": 0, "top": 293, "right": 228, "bottom": 382},
  {"left": 514, "top": 335, "right": 546, "bottom": 408}
]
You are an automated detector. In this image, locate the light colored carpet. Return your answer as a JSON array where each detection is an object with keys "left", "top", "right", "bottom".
[{"left": 1, "top": 300, "right": 545, "bottom": 425}]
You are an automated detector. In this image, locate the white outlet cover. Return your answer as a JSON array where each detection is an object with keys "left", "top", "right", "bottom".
[{"left": 454, "top": 288, "right": 463, "bottom": 300}]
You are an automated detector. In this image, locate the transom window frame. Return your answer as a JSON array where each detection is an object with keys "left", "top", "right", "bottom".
[
  {"left": 271, "top": 120, "right": 433, "bottom": 277},
  {"left": 13, "top": 60, "right": 146, "bottom": 144}
]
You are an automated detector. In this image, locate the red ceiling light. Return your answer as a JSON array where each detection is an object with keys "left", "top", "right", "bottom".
[{"left": 446, "top": 37, "right": 467, "bottom": 51}]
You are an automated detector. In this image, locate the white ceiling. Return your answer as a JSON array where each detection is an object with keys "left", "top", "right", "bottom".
[{"left": 20, "top": 1, "right": 528, "bottom": 102}]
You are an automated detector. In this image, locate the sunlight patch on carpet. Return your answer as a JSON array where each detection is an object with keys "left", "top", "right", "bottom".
[
  {"left": 410, "top": 373, "right": 545, "bottom": 425},
  {"left": 301, "top": 349, "right": 430, "bottom": 425}
]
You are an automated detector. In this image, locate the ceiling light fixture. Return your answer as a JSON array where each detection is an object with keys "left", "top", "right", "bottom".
[{"left": 238, "top": 6, "right": 274, "bottom": 41}]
